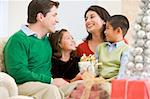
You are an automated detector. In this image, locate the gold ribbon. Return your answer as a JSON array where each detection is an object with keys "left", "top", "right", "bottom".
[{"left": 80, "top": 72, "right": 106, "bottom": 99}]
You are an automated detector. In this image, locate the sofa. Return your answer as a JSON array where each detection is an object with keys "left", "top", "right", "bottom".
[{"left": 0, "top": 38, "right": 33, "bottom": 99}]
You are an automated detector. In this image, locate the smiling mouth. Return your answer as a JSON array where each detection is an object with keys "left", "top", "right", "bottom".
[
  {"left": 87, "top": 23, "right": 94, "bottom": 28},
  {"left": 106, "top": 36, "right": 109, "bottom": 40}
]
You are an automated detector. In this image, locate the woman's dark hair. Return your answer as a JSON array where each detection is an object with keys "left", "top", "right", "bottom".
[
  {"left": 49, "top": 29, "right": 76, "bottom": 59},
  {"left": 84, "top": 5, "right": 110, "bottom": 41},
  {"left": 27, "top": 0, "right": 59, "bottom": 23}
]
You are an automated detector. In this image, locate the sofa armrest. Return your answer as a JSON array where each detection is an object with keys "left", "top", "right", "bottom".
[
  {"left": 10, "top": 96, "right": 34, "bottom": 99},
  {"left": 0, "top": 72, "right": 33, "bottom": 99},
  {"left": 0, "top": 72, "right": 18, "bottom": 97},
  {"left": 0, "top": 86, "right": 9, "bottom": 99}
]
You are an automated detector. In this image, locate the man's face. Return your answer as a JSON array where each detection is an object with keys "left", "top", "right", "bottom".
[{"left": 42, "top": 6, "right": 58, "bottom": 33}]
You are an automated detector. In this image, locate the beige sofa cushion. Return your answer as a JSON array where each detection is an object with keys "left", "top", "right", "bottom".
[
  {"left": 0, "top": 72, "right": 33, "bottom": 99},
  {"left": 0, "top": 72, "right": 18, "bottom": 97},
  {"left": 0, "top": 38, "right": 7, "bottom": 72}
]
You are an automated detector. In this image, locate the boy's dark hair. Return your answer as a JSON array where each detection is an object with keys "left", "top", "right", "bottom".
[
  {"left": 27, "top": 0, "right": 59, "bottom": 23},
  {"left": 84, "top": 5, "right": 110, "bottom": 41},
  {"left": 49, "top": 29, "right": 76, "bottom": 59},
  {"left": 107, "top": 15, "right": 129, "bottom": 37}
]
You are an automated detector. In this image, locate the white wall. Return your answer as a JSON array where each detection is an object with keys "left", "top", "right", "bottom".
[
  {"left": 1, "top": 0, "right": 121, "bottom": 42},
  {"left": 96, "top": 0, "right": 121, "bottom": 15},
  {"left": 0, "top": 0, "right": 8, "bottom": 38},
  {"left": 56, "top": 0, "right": 99, "bottom": 42},
  {"left": 8, "top": 0, "right": 30, "bottom": 38}
]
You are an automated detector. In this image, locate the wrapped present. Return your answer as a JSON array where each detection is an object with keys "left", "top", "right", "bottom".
[
  {"left": 67, "top": 72, "right": 110, "bottom": 99},
  {"left": 111, "top": 79, "right": 126, "bottom": 99},
  {"left": 79, "top": 54, "right": 96, "bottom": 75},
  {"left": 79, "top": 54, "right": 102, "bottom": 76},
  {"left": 111, "top": 79, "right": 150, "bottom": 99}
]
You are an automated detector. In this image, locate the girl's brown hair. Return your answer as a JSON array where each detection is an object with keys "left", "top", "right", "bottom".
[{"left": 49, "top": 29, "right": 77, "bottom": 59}]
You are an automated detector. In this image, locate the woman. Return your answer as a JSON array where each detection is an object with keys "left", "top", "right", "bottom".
[
  {"left": 77, "top": 5, "right": 110, "bottom": 57},
  {"left": 49, "top": 29, "right": 82, "bottom": 83}
]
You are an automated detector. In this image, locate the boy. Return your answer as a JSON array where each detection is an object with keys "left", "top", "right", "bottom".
[{"left": 95, "top": 15, "right": 130, "bottom": 79}]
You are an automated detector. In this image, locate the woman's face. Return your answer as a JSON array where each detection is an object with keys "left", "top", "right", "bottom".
[
  {"left": 59, "top": 31, "right": 76, "bottom": 51},
  {"left": 85, "top": 10, "right": 105, "bottom": 34}
]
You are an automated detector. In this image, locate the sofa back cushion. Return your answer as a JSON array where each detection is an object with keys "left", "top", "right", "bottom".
[{"left": 0, "top": 38, "right": 7, "bottom": 72}]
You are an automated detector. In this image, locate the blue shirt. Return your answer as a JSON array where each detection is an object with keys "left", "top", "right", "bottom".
[{"left": 21, "top": 25, "right": 36, "bottom": 36}]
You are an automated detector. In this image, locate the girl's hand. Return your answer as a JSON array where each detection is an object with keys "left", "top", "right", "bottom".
[{"left": 70, "top": 72, "right": 83, "bottom": 82}]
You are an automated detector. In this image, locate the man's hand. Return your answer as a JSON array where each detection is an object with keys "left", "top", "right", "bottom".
[{"left": 52, "top": 78, "right": 69, "bottom": 87}]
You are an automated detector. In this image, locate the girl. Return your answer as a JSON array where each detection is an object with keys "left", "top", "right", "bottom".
[{"left": 49, "top": 29, "right": 82, "bottom": 82}]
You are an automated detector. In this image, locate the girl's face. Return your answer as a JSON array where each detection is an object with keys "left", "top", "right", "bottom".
[
  {"left": 85, "top": 10, "right": 105, "bottom": 33},
  {"left": 59, "top": 31, "right": 76, "bottom": 51}
]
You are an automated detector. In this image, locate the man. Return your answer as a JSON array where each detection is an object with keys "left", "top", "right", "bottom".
[{"left": 4, "top": 0, "right": 65, "bottom": 98}]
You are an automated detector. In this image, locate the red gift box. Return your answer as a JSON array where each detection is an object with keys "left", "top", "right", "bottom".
[
  {"left": 111, "top": 79, "right": 126, "bottom": 99},
  {"left": 111, "top": 79, "right": 150, "bottom": 99}
]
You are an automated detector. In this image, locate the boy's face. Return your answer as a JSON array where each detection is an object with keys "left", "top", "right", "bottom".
[{"left": 105, "top": 22, "right": 119, "bottom": 42}]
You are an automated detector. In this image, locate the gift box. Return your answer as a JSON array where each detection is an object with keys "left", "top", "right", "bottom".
[
  {"left": 78, "top": 61, "right": 95, "bottom": 75},
  {"left": 111, "top": 79, "right": 150, "bottom": 99},
  {"left": 79, "top": 54, "right": 97, "bottom": 75},
  {"left": 111, "top": 79, "right": 126, "bottom": 99},
  {"left": 67, "top": 72, "right": 110, "bottom": 99}
]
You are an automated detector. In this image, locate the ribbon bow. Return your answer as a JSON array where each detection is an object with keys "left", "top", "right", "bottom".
[{"left": 80, "top": 72, "right": 106, "bottom": 99}]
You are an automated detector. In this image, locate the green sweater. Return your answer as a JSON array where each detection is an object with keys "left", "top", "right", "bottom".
[
  {"left": 4, "top": 30, "right": 52, "bottom": 84},
  {"left": 97, "top": 42, "right": 128, "bottom": 79}
]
